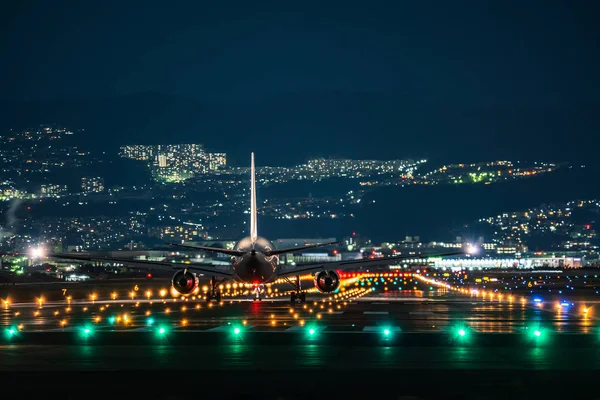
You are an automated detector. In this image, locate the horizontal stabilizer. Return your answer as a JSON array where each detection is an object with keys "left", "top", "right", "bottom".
[{"left": 265, "top": 241, "right": 341, "bottom": 256}]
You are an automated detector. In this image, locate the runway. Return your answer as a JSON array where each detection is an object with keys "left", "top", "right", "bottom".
[
  {"left": 2, "top": 287, "right": 597, "bottom": 334},
  {"left": 2, "top": 275, "right": 600, "bottom": 398}
]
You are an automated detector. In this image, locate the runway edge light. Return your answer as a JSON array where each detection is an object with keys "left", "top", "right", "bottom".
[
  {"left": 452, "top": 325, "right": 471, "bottom": 343},
  {"left": 4, "top": 326, "right": 18, "bottom": 340},
  {"left": 79, "top": 325, "right": 94, "bottom": 339}
]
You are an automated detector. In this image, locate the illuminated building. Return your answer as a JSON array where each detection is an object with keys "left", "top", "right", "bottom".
[
  {"left": 118, "top": 145, "right": 155, "bottom": 161},
  {"left": 120, "top": 144, "right": 226, "bottom": 182},
  {"left": 0, "top": 180, "right": 23, "bottom": 201},
  {"left": 81, "top": 177, "right": 104, "bottom": 193},
  {"left": 149, "top": 225, "right": 209, "bottom": 242},
  {"left": 40, "top": 184, "right": 68, "bottom": 198}
]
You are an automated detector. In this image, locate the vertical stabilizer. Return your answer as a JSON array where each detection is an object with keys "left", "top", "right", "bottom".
[{"left": 250, "top": 152, "right": 258, "bottom": 241}]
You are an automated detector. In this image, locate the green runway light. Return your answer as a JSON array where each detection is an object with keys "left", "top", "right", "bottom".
[
  {"left": 233, "top": 327, "right": 241, "bottom": 335},
  {"left": 309, "top": 328, "right": 315, "bottom": 335},
  {"left": 453, "top": 325, "right": 471, "bottom": 342},
  {"left": 5, "top": 327, "right": 17, "bottom": 339},
  {"left": 383, "top": 329, "right": 390, "bottom": 336},
  {"left": 534, "top": 330, "right": 541, "bottom": 337},
  {"left": 108, "top": 316, "right": 116, "bottom": 324},
  {"left": 79, "top": 326, "right": 94, "bottom": 339},
  {"left": 155, "top": 325, "right": 168, "bottom": 337},
  {"left": 146, "top": 317, "right": 155, "bottom": 326}
]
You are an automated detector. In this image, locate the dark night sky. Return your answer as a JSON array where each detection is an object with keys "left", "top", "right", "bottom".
[
  {"left": 1, "top": 0, "right": 598, "bottom": 104},
  {"left": 1, "top": 1, "right": 599, "bottom": 165}
]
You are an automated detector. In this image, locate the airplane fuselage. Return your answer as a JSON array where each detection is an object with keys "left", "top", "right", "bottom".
[{"left": 232, "top": 236, "right": 278, "bottom": 284}]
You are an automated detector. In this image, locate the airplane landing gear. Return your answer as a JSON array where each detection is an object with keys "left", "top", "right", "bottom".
[
  {"left": 206, "top": 291, "right": 221, "bottom": 302},
  {"left": 286, "top": 275, "right": 306, "bottom": 304},
  {"left": 206, "top": 276, "right": 224, "bottom": 302},
  {"left": 290, "top": 291, "right": 306, "bottom": 304},
  {"left": 252, "top": 284, "right": 264, "bottom": 301}
]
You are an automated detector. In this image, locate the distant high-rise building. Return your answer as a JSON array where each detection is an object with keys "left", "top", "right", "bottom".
[
  {"left": 40, "top": 184, "right": 68, "bottom": 198},
  {"left": 208, "top": 153, "right": 227, "bottom": 171},
  {"left": 158, "top": 154, "right": 167, "bottom": 168},
  {"left": 81, "top": 177, "right": 104, "bottom": 193},
  {"left": 120, "top": 143, "right": 225, "bottom": 182}
]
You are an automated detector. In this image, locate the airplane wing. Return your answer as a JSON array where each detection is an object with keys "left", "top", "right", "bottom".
[
  {"left": 277, "top": 250, "right": 466, "bottom": 277},
  {"left": 48, "top": 253, "right": 234, "bottom": 277},
  {"left": 166, "top": 243, "right": 245, "bottom": 257}
]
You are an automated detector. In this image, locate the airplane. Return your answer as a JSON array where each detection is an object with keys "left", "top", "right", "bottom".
[{"left": 49, "top": 152, "right": 470, "bottom": 303}]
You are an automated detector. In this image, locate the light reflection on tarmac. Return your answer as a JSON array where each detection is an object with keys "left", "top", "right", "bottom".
[{"left": 2, "top": 284, "right": 599, "bottom": 334}]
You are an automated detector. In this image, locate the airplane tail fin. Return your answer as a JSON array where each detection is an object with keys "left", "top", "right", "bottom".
[{"left": 250, "top": 152, "right": 258, "bottom": 241}]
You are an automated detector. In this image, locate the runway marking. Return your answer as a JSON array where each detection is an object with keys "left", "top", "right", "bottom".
[
  {"left": 409, "top": 312, "right": 433, "bottom": 315},
  {"left": 362, "top": 326, "right": 400, "bottom": 332},
  {"left": 363, "top": 311, "right": 389, "bottom": 315}
]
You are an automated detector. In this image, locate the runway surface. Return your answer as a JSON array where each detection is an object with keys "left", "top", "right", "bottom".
[
  {"left": 2, "top": 275, "right": 600, "bottom": 398},
  {"left": 2, "top": 286, "right": 598, "bottom": 334}
]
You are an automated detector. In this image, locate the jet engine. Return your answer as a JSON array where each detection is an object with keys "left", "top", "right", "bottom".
[
  {"left": 313, "top": 270, "right": 341, "bottom": 293},
  {"left": 171, "top": 270, "right": 199, "bottom": 295}
]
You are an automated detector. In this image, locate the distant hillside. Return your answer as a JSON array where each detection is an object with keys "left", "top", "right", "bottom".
[
  {"left": 354, "top": 165, "right": 600, "bottom": 242},
  {"left": 0, "top": 92, "right": 598, "bottom": 166}
]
